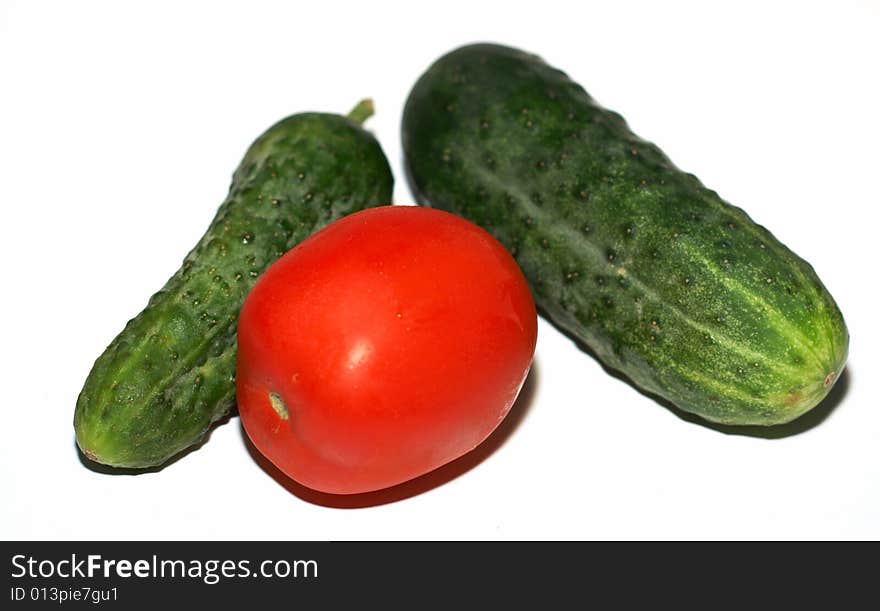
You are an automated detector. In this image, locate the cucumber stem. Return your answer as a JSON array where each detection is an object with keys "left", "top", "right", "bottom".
[{"left": 347, "top": 98, "right": 375, "bottom": 125}]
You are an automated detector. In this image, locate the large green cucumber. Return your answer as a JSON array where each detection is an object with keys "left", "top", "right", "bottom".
[
  {"left": 402, "top": 44, "right": 848, "bottom": 425},
  {"left": 75, "top": 101, "right": 393, "bottom": 467}
]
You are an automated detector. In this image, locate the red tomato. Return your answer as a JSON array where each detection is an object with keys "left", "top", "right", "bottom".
[{"left": 236, "top": 206, "right": 537, "bottom": 495}]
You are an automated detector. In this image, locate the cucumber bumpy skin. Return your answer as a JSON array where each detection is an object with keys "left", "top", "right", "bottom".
[
  {"left": 402, "top": 44, "right": 848, "bottom": 426},
  {"left": 75, "top": 101, "right": 393, "bottom": 468}
]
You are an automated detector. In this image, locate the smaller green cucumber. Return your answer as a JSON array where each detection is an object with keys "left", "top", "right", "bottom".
[{"left": 75, "top": 100, "right": 394, "bottom": 468}]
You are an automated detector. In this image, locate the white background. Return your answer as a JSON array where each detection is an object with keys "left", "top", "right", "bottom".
[{"left": 2, "top": 0, "right": 878, "bottom": 540}]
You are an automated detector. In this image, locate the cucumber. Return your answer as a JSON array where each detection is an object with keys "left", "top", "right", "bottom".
[
  {"left": 75, "top": 100, "right": 393, "bottom": 467},
  {"left": 402, "top": 44, "right": 848, "bottom": 425}
]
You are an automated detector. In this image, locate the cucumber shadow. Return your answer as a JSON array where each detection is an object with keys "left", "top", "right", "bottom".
[
  {"left": 547, "top": 312, "right": 851, "bottom": 438},
  {"left": 75, "top": 409, "right": 238, "bottom": 475},
  {"left": 240, "top": 359, "right": 540, "bottom": 509}
]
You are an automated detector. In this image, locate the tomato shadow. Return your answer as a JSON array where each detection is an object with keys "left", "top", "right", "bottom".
[
  {"left": 240, "top": 359, "right": 541, "bottom": 508},
  {"left": 75, "top": 409, "right": 238, "bottom": 474},
  {"left": 545, "top": 311, "right": 851, "bottom": 438}
]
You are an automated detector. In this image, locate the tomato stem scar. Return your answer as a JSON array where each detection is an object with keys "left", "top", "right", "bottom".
[{"left": 268, "top": 392, "right": 289, "bottom": 420}]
